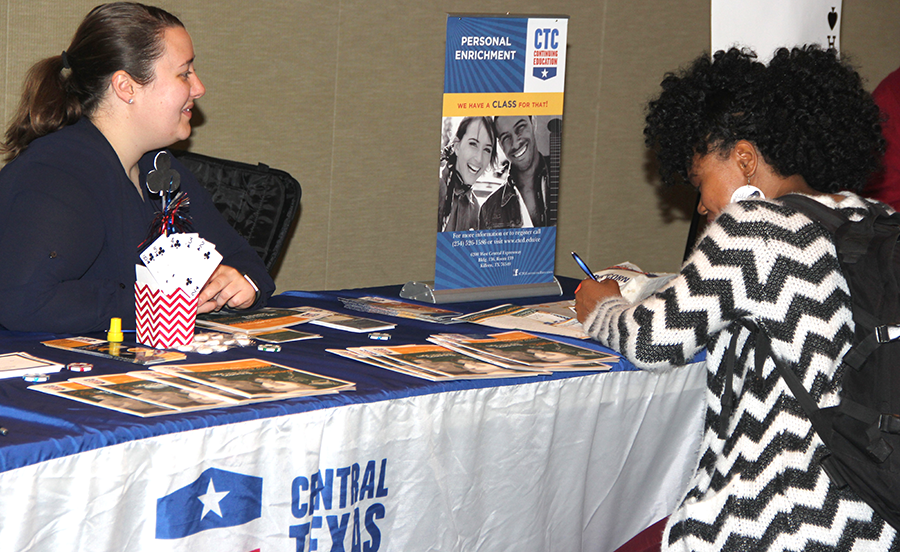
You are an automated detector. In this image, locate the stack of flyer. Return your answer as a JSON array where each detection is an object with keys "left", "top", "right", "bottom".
[
  {"left": 0, "top": 352, "right": 64, "bottom": 379},
  {"left": 29, "top": 358, "right": 355, "bottom": 417},
  {"left": 42, "top": 337, "right": 187, "bottom": 365},
  {"left": 330, "top": 343, "right": 546, "bottom": 381},
  {"left": 196, "top": 307, "right": 325, "bottom": 343},
  {"left": 338, "top": 296, "right": 462, "bottom": 324},
  {"left": 305, "top": 309, "right": 395, "bottom": 333},
  {"left": 198, "top": 306, "right": 394, "bottom": 335},
  {"left": 428, "top": 331, "right": 617, "bottom": 370},
  {"left": 196, "top": 307, "right": 324, "bottom": 333},
  {"left": 450, "top": 301, "right": 588, "bottom": 339},
  {"left": 329, "top": 330, "right": 617, "bottom": 381}
]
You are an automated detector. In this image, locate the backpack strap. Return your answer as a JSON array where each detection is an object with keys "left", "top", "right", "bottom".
[
  {"left": 842, "top": 324, "right": 900, "bottom": 371},
  {"left": 718, "top": 329, "right": 741, "bottom": 439},
  {"left": 778, "top": 194, "right": 900, "bottom": 370},
  {"left": 754, "top": 331, "right": 851, "bottom": 486},
  {"left": 714, "top": 319, "right": 894, "bottom": 462},
  {"left": 719, "top": 196, "right": 900, "bottom": 456},
  {"left": 760, "top": 328, "right": 895, "bottom": 464},
  {"left": 777, "top": 193, "right": 849, "bottom": 234},
  {"left": 718, "top": 320, "right": 766, "bottom": 439},
  {"left": 754, "top": 331, "right": 828, "bottom": 431}
]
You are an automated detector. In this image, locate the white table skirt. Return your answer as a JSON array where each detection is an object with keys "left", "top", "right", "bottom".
[{"left": 0, "top": 363, "right": 706, "bottom": 552}]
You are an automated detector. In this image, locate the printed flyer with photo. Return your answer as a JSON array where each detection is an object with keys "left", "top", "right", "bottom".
[
  {"left": 428, "top": 331, "right": 617, "bottom": 370},
  {"left": 71, "top": 373, "right": 233, "bottom": 411},
  {"left": 348, "top": 343, "right": 544, "bottom": 380},
  {"left": 153, "top": 358, "right": 356, "bottom": 399},
  {"left": 29, "top": 381, "right": 178, "bottom": 417}
]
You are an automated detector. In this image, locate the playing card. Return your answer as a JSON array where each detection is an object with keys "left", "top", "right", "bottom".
[
  {"left": 711, "top": 0, "right": 841, "bottom": 63},
  {"left": 182, "top": 238, "right": 222, "bottom": 297},
  {"left": 139, "top": 233, "right": 221, "bottom": 297},
  {"left": 139, "top": 236, "right": 168, "bottom": 268}
]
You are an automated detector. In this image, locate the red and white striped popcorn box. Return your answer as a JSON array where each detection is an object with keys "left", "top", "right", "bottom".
[{"left": 135, "top": 265, "right": 199, "bottom": 349}]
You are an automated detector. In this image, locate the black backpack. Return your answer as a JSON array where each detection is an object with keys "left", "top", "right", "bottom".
[{"left": 721, "top": 193, "right": 900, "bottom": 531}]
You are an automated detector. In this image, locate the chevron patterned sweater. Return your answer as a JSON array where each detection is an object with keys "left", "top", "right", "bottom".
[{"left": 584, "top": 193, "right": 899, "bottom": 551}]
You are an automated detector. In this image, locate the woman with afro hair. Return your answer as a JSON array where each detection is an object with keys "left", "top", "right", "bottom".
[{"left": 576, "top": 46, "right": 898, "bottom": 551}]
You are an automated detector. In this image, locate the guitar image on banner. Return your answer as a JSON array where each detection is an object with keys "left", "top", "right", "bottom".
[{"left": 547, "top": 117, "right": 561, "bottom": 227}]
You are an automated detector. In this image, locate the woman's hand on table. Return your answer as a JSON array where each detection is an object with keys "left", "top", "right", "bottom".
[
  {"left": 575, "top": 278, "right": 622, "bottom": 323},
  {"left": 197, "top": 265, "right": 257, "bottom": 313}
]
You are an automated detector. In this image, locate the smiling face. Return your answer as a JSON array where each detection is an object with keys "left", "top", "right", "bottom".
[
  {"left": 494, "top": 116, "right": 537, "bottom": 173},
  {"left": 454, "top": 118, "right": 494, "bottom": 186},
  {"left": 133, "top": 26, "right": 205, "bottom": 149}
]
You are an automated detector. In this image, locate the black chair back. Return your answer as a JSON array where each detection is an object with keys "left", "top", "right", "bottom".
[{"left": 172, "top": 149, "right": 301, "bottom": 272}]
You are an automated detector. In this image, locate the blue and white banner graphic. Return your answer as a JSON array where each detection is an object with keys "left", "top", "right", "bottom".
[
  {"left": 156, "top": 467, "right": 263, "bottom": 539},
  {"left": 436, "top": 15, "right": 568, "bottom": 290}
]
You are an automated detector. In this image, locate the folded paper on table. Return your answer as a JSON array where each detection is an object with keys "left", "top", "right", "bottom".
[
  {"left": 135, "top": 265, "right": 199, "bottom": 349},
  {"left": 594, "top": 262, "right": 676, "bottom": 303}
]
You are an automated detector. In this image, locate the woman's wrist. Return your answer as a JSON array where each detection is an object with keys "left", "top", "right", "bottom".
[{"left": 242, "top": 272, "right": 261, "bottom": 307}]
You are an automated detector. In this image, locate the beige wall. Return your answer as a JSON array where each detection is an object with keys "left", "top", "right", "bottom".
[{"left": 2, "top": 1, "right": 899, "bottom": 293}]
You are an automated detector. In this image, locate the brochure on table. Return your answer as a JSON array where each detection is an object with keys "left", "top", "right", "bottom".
[
  {"left": 403, "top": 15, "right": 568, "bottom": 303},
  {"left": 329, "top": 330, "right": 617, "bottom": 381}
]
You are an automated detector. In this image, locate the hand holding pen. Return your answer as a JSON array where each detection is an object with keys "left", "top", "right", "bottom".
[
  {"left": 571, "top": 251, "right": 598, "bottom": 282},
  {"left": 572, "top": 251, "right": 622, "bottom": 323}
]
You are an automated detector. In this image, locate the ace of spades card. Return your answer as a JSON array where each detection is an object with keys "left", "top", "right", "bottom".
[
  {"left": 140, "top": 233, "right": 222, "bottom": 297},
  {"left": 711, "top": 0, "right": 841, "bottom": 63}
]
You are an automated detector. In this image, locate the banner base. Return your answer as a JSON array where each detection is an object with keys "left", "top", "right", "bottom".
[{"left": 400, "top": 279, "right": 562, "bottom": 304}]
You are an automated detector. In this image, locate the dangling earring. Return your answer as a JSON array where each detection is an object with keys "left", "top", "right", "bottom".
[{"left": 730, "top": 175, "right": 765, "bottom": 202}]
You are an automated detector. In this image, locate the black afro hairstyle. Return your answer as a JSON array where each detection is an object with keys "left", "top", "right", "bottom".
[{"left": 644, "top": 46, "right": 884, "bottom": 194}]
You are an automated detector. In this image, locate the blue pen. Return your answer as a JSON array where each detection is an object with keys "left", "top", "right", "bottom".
[{"left": 571, "top": 251, "right": 599, "bottom": 281}]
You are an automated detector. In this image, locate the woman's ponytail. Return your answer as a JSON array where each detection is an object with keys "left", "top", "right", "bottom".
[{"left": 2, "top": 54, "right": 82, "bottom": 161}]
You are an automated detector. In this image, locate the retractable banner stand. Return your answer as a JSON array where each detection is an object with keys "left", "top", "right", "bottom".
[
  {"left": 711, "top": 0, "right": 841, "bottom": 61},
  {"left": 402, "top": 15, "right": 568, "bottom": 303}
]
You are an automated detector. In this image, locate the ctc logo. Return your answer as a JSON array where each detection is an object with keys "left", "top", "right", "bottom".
[{"left": 534, "top": 28, "right": 559, "bottom": 49}]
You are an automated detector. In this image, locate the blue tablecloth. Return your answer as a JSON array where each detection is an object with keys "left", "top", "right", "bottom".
[{"left": 0, "top": 279, "right": 636, "bottom": 473}]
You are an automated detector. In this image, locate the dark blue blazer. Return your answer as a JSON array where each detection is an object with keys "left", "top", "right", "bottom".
[{"left": 0, "top": 118, "right": 274, "bottom": 332}]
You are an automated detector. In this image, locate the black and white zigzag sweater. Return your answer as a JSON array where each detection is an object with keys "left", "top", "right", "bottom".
[{"left": 583, "top": 193, "right": 900, "bottom": 551}]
